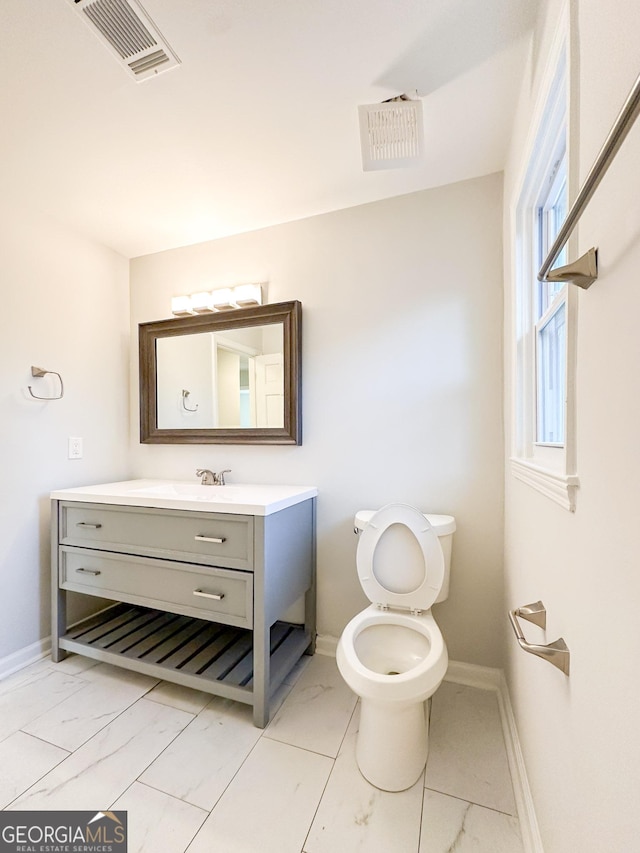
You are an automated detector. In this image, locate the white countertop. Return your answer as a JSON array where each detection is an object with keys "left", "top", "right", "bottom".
[{"left": 50, "top": 479, "right": 318, "bottom": 516}]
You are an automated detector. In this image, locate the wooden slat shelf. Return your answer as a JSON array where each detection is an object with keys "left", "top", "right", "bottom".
[{"left": 60, "top": 603, "right": 311, "bottom": 705}]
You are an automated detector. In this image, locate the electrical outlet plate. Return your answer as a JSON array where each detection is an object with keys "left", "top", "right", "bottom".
[{"left": 68, "top": 437, "right": 83, "bottom": 459}]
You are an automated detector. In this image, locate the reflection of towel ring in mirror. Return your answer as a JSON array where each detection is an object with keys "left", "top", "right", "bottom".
[
  {"left": 182, "top": 389, "right": 198, "bottom": 412},
  {"left": 28, "top": 366, "right": 64, "bottom": 400}
]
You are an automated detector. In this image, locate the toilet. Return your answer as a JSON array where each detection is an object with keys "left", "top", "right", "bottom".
[{"left": 336, "top": 503, "right": 456, "bottom": 792}]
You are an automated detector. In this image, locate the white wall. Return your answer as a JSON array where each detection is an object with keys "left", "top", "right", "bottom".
[
  {"left": 0, "top": 202, "right": 130, "bottom": 665},
  {"left": 130, "top": 176, "right": 505, "bottom": 666},
  {"left": 503, "top": 1, "right": 640, "bottom": 850}
]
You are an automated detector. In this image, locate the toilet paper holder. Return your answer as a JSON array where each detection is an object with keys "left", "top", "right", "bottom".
[{"left": 509, "top": 601, "right": 570, "bottom": 676}]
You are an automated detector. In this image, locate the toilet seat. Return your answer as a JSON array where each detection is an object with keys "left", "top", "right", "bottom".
[
  {"left": 357, "top": 503, "right": 445, "bottom": 612},
  {"left": 338, "top": 605, "right": 448, "bottom": 702}
]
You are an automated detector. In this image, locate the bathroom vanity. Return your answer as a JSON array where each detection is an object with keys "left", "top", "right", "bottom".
[{"left": 50, "top": 480, "right": 317, "bottom": 727}]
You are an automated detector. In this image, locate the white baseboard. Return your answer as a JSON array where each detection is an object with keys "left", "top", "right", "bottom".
[
  {"left": 443, "top": 658, "right": 503, "bottom": 690},
  {"left": 495, "top": 672, "right": 545, "bottom": 853},
  {"left": 0, "top": 637, "right": 51, "bottom": 682},
  {"left": 0, "top": 606, "right": 116, "bottom": 684},
  {"left": 315, "top": 633, "right": 338, "bottom": 657}
]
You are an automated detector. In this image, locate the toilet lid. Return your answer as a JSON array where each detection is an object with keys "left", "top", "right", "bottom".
[{"left": 356, "top": 503, "right": 445, "bottom": 612}]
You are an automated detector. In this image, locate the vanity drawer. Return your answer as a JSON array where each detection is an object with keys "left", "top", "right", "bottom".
[
  {"left": 60, "top": 546, "right": 253, "bottom": 629},
  {"left": 59, "top": 502, "right": 253, "bottom": 570}
]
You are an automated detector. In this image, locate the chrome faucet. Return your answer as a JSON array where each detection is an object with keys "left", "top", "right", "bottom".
[{"left": 196, "top": 468, "right": 231, "bottom": 485}]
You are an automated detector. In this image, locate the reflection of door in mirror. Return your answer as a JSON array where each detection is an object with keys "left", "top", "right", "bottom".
[
  {"left": 255, "top": 353, "right": 284, "bottom": 427},
  {"left": 239, "top": 355, "right": 256, "bottom": 427},
  {"left": 215, "top": 330, "right": 264, "bottom": 428},
  {"left": 215, "top": 347, "right": 255, "bottom": 427}
]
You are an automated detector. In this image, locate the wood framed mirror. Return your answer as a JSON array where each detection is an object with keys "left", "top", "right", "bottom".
[{"left": 139, "top": 301, "right": 301, "bottom": 444}]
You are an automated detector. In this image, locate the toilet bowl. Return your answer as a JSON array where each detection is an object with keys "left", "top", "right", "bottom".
[{"left": 336, "top": 503, "right": 455, "bottom": 792}]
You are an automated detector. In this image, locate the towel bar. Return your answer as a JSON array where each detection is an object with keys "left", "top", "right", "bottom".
[
  {"left": 538, "top": 70, "right": 640, "bottom": 288},
  {"left": 509, "top": 601, "right": 570, "bottom": 675}
]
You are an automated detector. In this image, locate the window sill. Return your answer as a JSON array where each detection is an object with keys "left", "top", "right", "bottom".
[{"left": 509, "top": 457, "right": 579, "bottom": 512}]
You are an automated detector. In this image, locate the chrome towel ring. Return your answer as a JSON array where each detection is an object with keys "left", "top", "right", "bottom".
[{"left": 28, "top": 366, "right": 64, "bottom": 400}]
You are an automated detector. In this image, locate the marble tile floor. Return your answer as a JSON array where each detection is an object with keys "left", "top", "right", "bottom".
[{"left": 0, "top": 652, "right": 524, "bottom": 853}]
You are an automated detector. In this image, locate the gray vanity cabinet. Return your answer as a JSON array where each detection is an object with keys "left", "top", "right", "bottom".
[{"left": 51, "top": 498, "right": 316, "bottom": 727}]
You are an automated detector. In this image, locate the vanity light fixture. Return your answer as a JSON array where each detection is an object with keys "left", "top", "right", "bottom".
[
  {"left": 190, "top": 291, "right": 215, "bottom": 313},
  {"left": 234, "top": 283, "right": 263, "bottom": 307},
  {"left": 170, "top": 295, "right": 193, "bottom": 316},
  {"left": 171, "top": 284, "right": 265, "bottom": 316},
  {"left": 211, "top": 287, "right": 237, "bottom": 311}
]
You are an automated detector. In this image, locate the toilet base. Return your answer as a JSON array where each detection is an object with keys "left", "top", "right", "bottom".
[{"left": 356, "top": 698, "right": 430, "bottom": 792}]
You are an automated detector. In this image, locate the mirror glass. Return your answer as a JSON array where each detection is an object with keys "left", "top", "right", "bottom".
[
  {"left": 139, "top": 301, "right": 301, "bottom": 444},
  {"left": 156, "top": 325, "right": 284, "bottom": 429}
]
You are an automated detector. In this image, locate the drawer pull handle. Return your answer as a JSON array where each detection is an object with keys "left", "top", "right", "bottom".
[
  {"left": 75, "top": 567, "right": 101, "bottom": 576},
  {"left": 194, "top": 535, "right": 226, "bottom": 544},
  {"left": 76, "top": 522, "right": 102, "bottom": 529},
  {"left": 193, "top": 589, "right": 225, "bottom": 601}
]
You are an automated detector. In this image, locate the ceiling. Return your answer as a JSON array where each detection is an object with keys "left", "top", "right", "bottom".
[{"left": 0, "top": 0, "right": 540, "bottom": 258}]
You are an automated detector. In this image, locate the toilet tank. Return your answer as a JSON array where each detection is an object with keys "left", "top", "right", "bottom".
[{"left": 354, "top": 510, "right": 456, "bottom": 603}]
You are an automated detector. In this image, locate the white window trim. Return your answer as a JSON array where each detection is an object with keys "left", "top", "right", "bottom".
[
  {"left": 510, "top": 458, "right": 579, "bottom": 513},
  {"left": 509, "top": 3, "right": 579, "bottom": 512}
]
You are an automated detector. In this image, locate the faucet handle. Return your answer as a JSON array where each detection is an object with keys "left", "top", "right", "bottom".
[{"left": 214, "top": 469, "right": 232, "bottom": 485}]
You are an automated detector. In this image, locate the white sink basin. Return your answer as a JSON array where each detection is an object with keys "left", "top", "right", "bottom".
[
  {"left": 51, "top": 479, "right": 318, "bottom": 516},
  {"left": 128, "top": 483, "right": 244, "bottom": 501}
]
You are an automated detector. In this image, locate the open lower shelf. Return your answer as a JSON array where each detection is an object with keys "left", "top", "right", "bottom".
[{"left": 59, "top": 603, "right": 310, "bottom": 705}]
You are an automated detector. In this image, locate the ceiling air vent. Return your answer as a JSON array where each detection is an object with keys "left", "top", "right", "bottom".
[
  {"left": 358, "top": 95, "right": 425, "bottom": 171},
  {"left": 69, "top": 0, "right": 180, "bottom": 81}
]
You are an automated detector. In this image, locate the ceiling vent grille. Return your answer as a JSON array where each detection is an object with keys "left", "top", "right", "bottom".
[
  {"left": 68, "top": 0, "right": 180, "bottom": 81},
  {"left": 358, "top": 97, "right": 425, "bottom": 171}
]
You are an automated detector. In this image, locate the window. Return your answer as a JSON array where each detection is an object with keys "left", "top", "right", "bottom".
[
  {"left": 511, "top": 36, "right": 579, "bottom": 511},
  {"left": 536, "top": 150, "right": 567, "bottom": 446}
]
